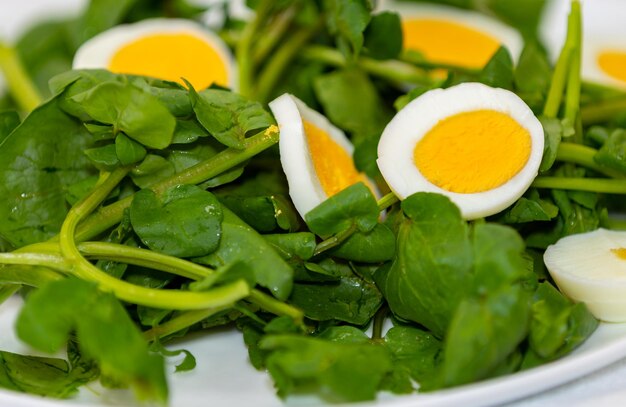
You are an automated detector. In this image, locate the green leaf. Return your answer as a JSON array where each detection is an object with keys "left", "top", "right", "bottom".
[
  {"left": 130, "top": 185, "right": 223, "bottom": 257},
  {"left": 324, "top": 0, "right": 372, "bottom": 59},
  {"left": 305, "top": 182, "right": 379, "bottom": 236},
  {"left": 479, "top": 46, "right": 514, "bottom": 89},
  {"left": 0, "top": 111, "right": 20, "bottom": 143},
  {"left": 264, "top": 232, "right": 317, "bottom": 262},
  {"left": 498, "top": 190, "right": 559, "bottom": 223},
  {"left": 383, "top": 326, "right": 441, "bottom": 385},
  {"left": 363, "top": 12, "right": 403, "bottom": 60},
  {"left": 330, "top": 223, "right": 396, "bottom": 262},
  {"left": 376, "top": 193, "right": 472, "bottom": 337},
  {"left": 71, "top": 81, "right": 176, "bottom": 149},
  {"left": 16, "top": 278, "right": 167, "bottom": 402},
  {"left": 0, "top": 97, "right": 95, "bottom": 247},
  {"left": 260, "top": 329, "right": 392, "bottom": 402},
  {"left": 188, "top": 86, "right": 274, "bottom": 149},
  {"left": 115, "top": 133, "right": 147, "bottom": 165},
  {"left": 84, "top": 144, "right": 120, "bottom": 170},
  {"left": 594, "top": 128, "right": 626, "bottom": 173},
  {"left": 514, "top": 41, "right": 552, "bottom": 111},
  {"left": 539, "top": 117, "right": 571, "bottom": 172},
  {"left": 68, "top": 0, "right": 138, "bottom": 48},
  {"left": 129, "top": 154, "right": 176, "bottom": 188}
]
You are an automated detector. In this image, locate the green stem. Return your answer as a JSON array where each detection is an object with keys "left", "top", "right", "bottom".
[
  {"left": 143, "top": 306, "right": 233, "bottom": 342},
  {"left": 247, "top": 289, "right": 304, "bottom": 324},
  {"left": 300, "top": 45, "right": 434, "bottom": 86},
  {"left": 371, "top": 306, "right": 388, "bottom": 341},
  {"left": 377, "top": 192, "right": 399, "bottom": 212},
  {"left": 252, "top": 5, "right": 297, "bottom": 65},
  {"left": 543, "top": 1, "right": 581, "bottom": 119},
  {"left": 532, "top": 177, "right": 626, "bottom": 193},
  {"left": 313, "top": 223, "right": 358, "bottom": 257},
  {"left": 73, "top": 127, "right": 279, "bottom": 242},
  {"left": 581, "top": 97, "right": 626, "bottom": 125},
  {"left": 0, "top": 264, "right": 64, "bottom": 287},
  {"left": 236, "top": 0, "right": 272, "bottom": 97},
  {"left": 254, "top": 20, "right": 323, "bottom": 103},
  {"left": 556, "top": 142, "right": 625, "bottom": 178},
  {"left": 564, "top": 1, "right": 582, "bottom": 139},
  {"left": 0, "top": 42, "right": 42, "bottom": 111}
]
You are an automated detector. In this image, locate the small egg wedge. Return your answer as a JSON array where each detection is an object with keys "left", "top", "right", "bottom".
[
  {"left": 544, "top": 228, "right": 626, "bottom": 322},
  {"left": 377, "top": 82, "right": 544, "bottom": 219},
  {"left": 73, "top": 18, "right": 235, "bottom": 90},
  {"left": 269, "top": 94, "right": 377, "bottom": 219}
]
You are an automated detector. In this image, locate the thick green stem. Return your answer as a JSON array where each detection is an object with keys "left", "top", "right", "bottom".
[
  {"left": 247, "top": 289, "right": 304, "bottom": 324},
  {"left": 532, "top": 177, "right": 626, "bottom": 193},
  {"left": 581, "top": 97, "right": 626, "bottom": 125},
  {"left": 377, "top": 192, "right": 399, "bottom": 212},
  {"left": 254, "top": 21, "right": 322, "bottom": 103},
  {"left": 0, "top": 42, "right": 42, "bottom": 111},
  {"left": 300, "top": 45, "right": 434, "bottom": 86},
  {"left": 564, "top": 1, "right": 582, "bottom": 142},
  {"left": 143, "top": 306, "right": 234, "bottom": 342},
  {"left": 73, "top": 127, "right": 279, "bottom": 242},
  {"left": 313, "top": 223, "right": 358, "bottom": 257},
  {"left": 556, "top": 142, "right": 625, "bottom": 178},
  {"left": 371, "top": 306, "right": 388, "bottom": 341}
]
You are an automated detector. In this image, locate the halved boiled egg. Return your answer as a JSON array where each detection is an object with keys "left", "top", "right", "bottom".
[
  {"left": 73, "top": 18, "right": 235, "bottom": 90},
  {"left": 269, "top": 94, "right": 376, "bottom": 218},
  {"left": 544, "top": 228, "right": 626, "bottom": 322},
  {"left": 377, "top": 82, "right": 544, "bottom": 220},
  {"left": 378, "top": 1, "right": 523, "bottom": 69},
  {"left": 541, "top": 0, "right": 626, "bottom": 89}
]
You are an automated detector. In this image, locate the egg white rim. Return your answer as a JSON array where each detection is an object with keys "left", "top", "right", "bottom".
[
  {"left": 269, "top": 93, "right": 359, "bottom": 218},
  {"left": 377, "top": 0, "right": 524, "bottom": 63},
  {"left": 377, "top": 82, "right": 544, "bottom": 220},
  {"left": 72, "top": 18, "right": 237, "bottom": 90},
  {"left": 581, "top": 36, "right": 626, "bottom": 90}
]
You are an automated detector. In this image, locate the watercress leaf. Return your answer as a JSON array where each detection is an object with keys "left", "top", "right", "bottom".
[
  {"left": 84, "top": 143, "right": 120, "bottom": 170},
  {"left": 363, "top": 12, "right": 403, "bottom": 60},
  {"left": 376, "top": 192, "right": 472, "bottom": 337},
  {"left": 53, "top": 70, "right": 120, "bottom": 121},
  {"left": 115, "top": 133, "right": 147, "bottom": 165},
  {"left": 0, "top": 111, "right": 20, "bottom": 143},
  {"left": 313, "top": 68, "right": 391, "bottom": 141},
  {"left": 0, "top": 98, "right": 95, "bottom": 247},
  {"left": 16, "top": 278, "right": 167, "bottom": 402},
  {"left": 188, "top": 85, "right": 274, "bottom": 149},
  {"left": 305, "top": 182, "right": 379, "bottom": 236},
  {"left": 129, "top": 154, "right": 176, "bottom": 188},
  {"left": 289, "top": 261, "right": 383, "bottom": 324},
  {"left": 330, "top": 223, "right": 396, "bottom": 262},
  {"left": 529, "top": 282, "right": 572, "bottom": 358},
  {"left": 172, "top": 118, "right": 211, "bottom": 144},
  {"left": 195, "top": 208, "right": 293, "bottom": 300},
  {"left": 479, "top": 46, "right": 514, "bottom": 90},
  {"left": 260, "top": 332, "right": 391, "bottom": 402},
  {"left": 514, "top": 41, "right": 551, "bottom": 112},
  {"left": 539, "top": 116, "right": 565, "bottom": 172},
  {"left": 594, "top": 129, "right": 626, "bottom": 173},
  {"left": 383, "top": 326, "right": 442, "bottom": 385},
  {"left": 439, "top": 285, "right": 530, "bottom": 388},
  {"left": 219, "top": 195, "right": 284, "bottom": 233},
  {"left": 353, "top": 137, "right": 382, "bottom": 179},
  {"left": 263, "top": 232, "right": 317, "bottom": 262},
  {"left": 130, "top": 185, "right": 223, "bottom": 257},
  {"left": 497, "top": 191, "right": 559, "bottom": 223},
  {"left": 71, "top": 81, "right": 176, "bottom": 149},
  {"left": 132, "top": 78, "right": 193, "bottom": 117},
  {"left": 65, "top": 176, "right": 99, "bottom": 206},
  {"left": 323, "top": 0, "right": 372, "bottom": 59}
]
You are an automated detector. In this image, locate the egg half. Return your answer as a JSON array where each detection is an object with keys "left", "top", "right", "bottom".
[
  {"left": 541, "top": 0, "right": 626, "bottom": 89},
  {"left": 269, "top": 94, "right": 376, "bottom": 219},
  {"left": 377, "top": 82, "right": 544, "bottom": 219},
  {"left": 378, "top": 1, "right": 523, "bottom": 69},
  {"left": 73, "top": 18, "right": 235, "bottom": 90},
  {"left": 544, "top": 228, "right": 626, "bottom": 322}
]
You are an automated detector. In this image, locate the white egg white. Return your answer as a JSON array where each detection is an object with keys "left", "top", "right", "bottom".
[
  {"left": 377, "top": 0, "right": 524, "bottom": 63},
  {"left": 544, "top": 228, "right": 626, "bottom": 322},
  {"left": 540, "top": 0, "right": 626, "bottom": 89},
  {"left": 269, "top": 94, "right": 360, "bottom": 219},
  {"left": 73, "top": 18, "right": 236, "bottom": 89},
  {"left": 377, "top": 82, "right": 544, "bottom": 220}
]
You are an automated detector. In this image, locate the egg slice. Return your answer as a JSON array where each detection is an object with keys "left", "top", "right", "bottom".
[
  {"left": 269, "top": 94, "right": 376, "bottom": 219},
  {"left": 377, "top": 82, "right": 544, "bottom": 220},
  {"left": 73, "top": 18, "right": 235, "bottom": 90},
  {"left": 544, "top": 228, "right": 626, "bottom": 322},
  {"left": 378, "top": 1, "right": 523, "bottom": 69},
  {"left": 540, "top": 0, "right": 626, "bottom": 89}
]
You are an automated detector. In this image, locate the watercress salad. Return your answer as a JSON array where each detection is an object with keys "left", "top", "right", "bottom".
[{"left": 0, "top": 0, "right": 624, "bottom": 404}]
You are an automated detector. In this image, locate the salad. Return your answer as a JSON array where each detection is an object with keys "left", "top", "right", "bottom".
[{"left": 0, "top": 0, "right": 625, "bottom": 404}]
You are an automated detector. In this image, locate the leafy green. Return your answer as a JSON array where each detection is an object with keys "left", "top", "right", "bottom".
[
  {"left": 479, "top": 47, "right": 514, "bottom": 90},
  {"left": 330, "top": 223, "right": 396, "bottom": 262},
  {"left": 363, "top": 12, "right": 403, "bottom": 60},
  {"left": 323, "top": 0, "right": 372, "bottom": 59},
  {"left": 594, "top": 129, "right": 626, "bottom": 173}
]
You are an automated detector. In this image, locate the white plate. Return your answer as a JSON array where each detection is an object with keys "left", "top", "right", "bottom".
[{"left": 2, "top": 294, "right": 626, "bottom": 407}]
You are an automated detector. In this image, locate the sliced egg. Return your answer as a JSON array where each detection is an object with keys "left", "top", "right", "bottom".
[
  {"left": 378, "top": 1, "right": 523, "bottom": 69},
  {"left": 73, "top": 18, "right": 235, "bottom": 90},
  {"left": 377, "top": 82, "right": 544, "bottom": 220},
  {"left": 269, "top": 94, "right": 376, "bottom": 219},
  {"left": 541, "top": 0, "right": 626, "bottom": 89},
  {"left": 544, "top": 228, "right": 626, "bottom": 322}
]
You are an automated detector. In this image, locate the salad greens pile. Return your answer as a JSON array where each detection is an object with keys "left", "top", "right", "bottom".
[{"left": 1, "top": 0, "right": 626, "bottom": 404}]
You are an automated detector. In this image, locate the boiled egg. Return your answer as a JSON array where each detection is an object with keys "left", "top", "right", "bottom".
[
  {"left": 269, "top": 94, "right": 376, "bottom": 218},
  {"left": 377, "top": 82, "right": 544, "bottom": 220},
  {"left": 378, "top": 0, "right": 523, "bottom": 69},
  {"left": 544, "top": 228, "right": 626, "bottom": 322},
  {"left": 73, "top": 18, "right": 235, "bottom": 90},
  {"left": 541, "top": 0, "right": 626, "bottom": 89}
]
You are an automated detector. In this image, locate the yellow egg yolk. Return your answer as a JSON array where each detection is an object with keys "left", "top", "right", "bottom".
[
  {"left": 402, "top": 18, "right": 501, "bottom": 68},
  {"left": 597, "top": 50, "right": 626, "bottom": 84},
  {"left": 611, "top": 248, "right": 626, "bottom": 260},
  {"left": 108, "top": 33, "right": 228, "bottom": 89},
  {"left": 303, "top": 121, "right": 372, "bottom": 197},
  {"left": 413, "top": 110, "right": 531, "bottom": 194}
]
